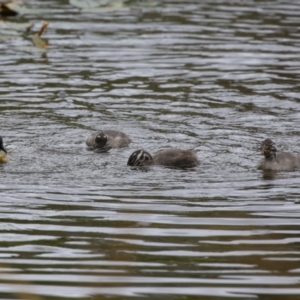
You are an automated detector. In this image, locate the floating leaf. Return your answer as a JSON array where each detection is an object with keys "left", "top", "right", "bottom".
[
  {"left": 0, "top": 0, "right": 48, "bottom": 15},
  {"left": 0, "top": 3, "right": 17, "bottom": 16},
  {"left": 14, "top": 45, "right": 47, "bottom": 53},
  {"left": 0, "top": 0, "right": 27, "bottom": 16},
  {"left": 31, "top": 21, "right": 48, "bottom": 49}
]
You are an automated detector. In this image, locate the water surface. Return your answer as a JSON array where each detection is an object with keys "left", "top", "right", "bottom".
[{"left": 1, "top": 0, "right": 300, "bottom": 299}]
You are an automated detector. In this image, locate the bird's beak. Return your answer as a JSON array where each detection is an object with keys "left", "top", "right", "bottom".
[{"left": 261, "top": 147, "right": 268, "bottom": 155}]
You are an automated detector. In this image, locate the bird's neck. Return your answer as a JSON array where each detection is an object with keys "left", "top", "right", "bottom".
[{"left": 265, "top": 151, "right": 277, "bottom": 161}]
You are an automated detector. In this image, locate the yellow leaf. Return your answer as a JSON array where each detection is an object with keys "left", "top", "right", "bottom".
[{"left": 31, "top": 21, "right": 48, "bottom": 49}]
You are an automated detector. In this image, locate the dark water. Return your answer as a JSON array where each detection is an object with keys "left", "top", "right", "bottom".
[{"left": 1, "top": 0, "right": 300, "bottom": 299}]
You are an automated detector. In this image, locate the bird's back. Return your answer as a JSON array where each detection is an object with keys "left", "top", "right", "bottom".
[
  {"left": 258, "top": 152, "right": 300, "bottom": 171},
  {"left": 153, "top": 149, "right": 198, "bottom": 168},
  {"left": 105, "top": 130, "right": 131, "bottom": 148}
]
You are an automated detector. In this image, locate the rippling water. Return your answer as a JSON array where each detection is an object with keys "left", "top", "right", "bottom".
[{"left": 1, "top": 0, "right": 300, "bottom": 299}]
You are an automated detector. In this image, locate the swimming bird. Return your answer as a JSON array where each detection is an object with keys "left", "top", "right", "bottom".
[
  {"left": 0, "top": 136, "right": 8, "bottom": 163},
  {"left": 257, "top": 138, "right": 300, "bottom": 171},
  {"left": 86, "top": 130, "right": 131, "bottom": 151},
  {"left": 127, "top": 149, "right": 199, "bottom": 169}
]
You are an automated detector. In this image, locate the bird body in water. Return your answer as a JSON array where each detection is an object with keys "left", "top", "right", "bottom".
[
  {"left": 86, "top": 130, "right": 131, "bottom": 151},
  {"left": 257, "top": 138, "right": 300, "bottom": 171},
  {"left": 127, "top": 148, "right": 199, "bottom": 169}
]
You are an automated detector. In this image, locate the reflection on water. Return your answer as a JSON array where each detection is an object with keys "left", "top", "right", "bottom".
[
  {"left": 261, "top": 170, "right": 278, "bottom": 180},
  {"left": 1, "top": 0, "right": 300, "bottom": 299}
]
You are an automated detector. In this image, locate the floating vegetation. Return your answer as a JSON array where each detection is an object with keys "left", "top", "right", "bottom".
[
  {"left": 0, "top": 0, "right": 48, "bottom": 16},
  {"left": 0, "top": 1, "right": 49, "bottom": 48},
  {"left": 0, "top": 1, "right": 20, "bottom": 16},
  {"left": 0, "top": 18, "right": 49, "bottom": 51},
  {"left": 31, "top": 21, "right": 48, "bottom": 49},
  {"left": 0, "top": 0, "right": 33, "bottom": 15},
  {"left": 0, "top": 0, "right": 159, "bottom": 52}
]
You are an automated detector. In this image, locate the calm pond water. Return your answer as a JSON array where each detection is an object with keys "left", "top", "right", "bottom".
[{"left": 1, "top": 0, "right": 300, "bottom": 299}]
